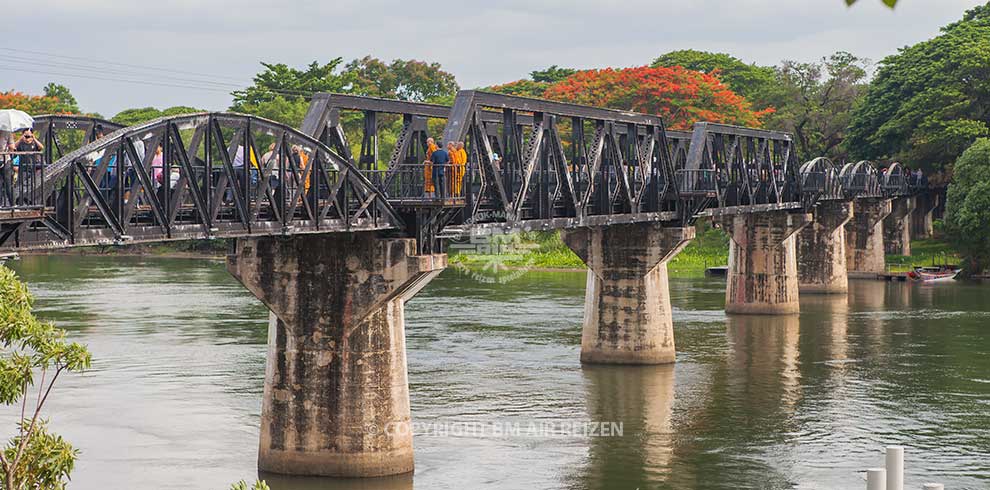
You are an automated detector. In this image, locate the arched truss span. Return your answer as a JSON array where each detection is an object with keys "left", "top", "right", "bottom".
[
  {"left": 4, "top": 112, "right": 401, "bottom": 250},
  {"left": 799, "top": 157, "right": 843, "bottom": 206},
  {"left": 881, "top": 162, "right": 910, "bottom": 196},
  {"left": 839, "top": 160, "right": 883, "bottom": 199},
  {"left": 32, "top": 115, "right": 125, "bottom": 164}
]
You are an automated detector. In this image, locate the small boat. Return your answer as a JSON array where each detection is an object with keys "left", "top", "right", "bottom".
[{"left": 907, "top": 266, "right": 961, "bottom": 282}]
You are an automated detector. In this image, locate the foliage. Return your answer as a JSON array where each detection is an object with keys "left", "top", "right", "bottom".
[
  {"left": 341, "top": 56, "right": 459, "bottom": 103},
  {"left": 485, "top": 65, "right": 577, "bottom": 98},
  {"left": 486, "top": 79, "right": 551, "bottom": 98},
  {"left": 763, "top": 52, "right": 870, "bottom": 162},
  {"left": 229, "top": 57, "right": 460, "bottom": 128},
  {"left": 111, "top": 106, "right": 203, "bottom": 126},
  {"left": 229, "top": 480, "right": 270, "bottom": 490},
  {"left": 845, "top": 0, "right": 897, "bottom": 6},
  {"left": 542, "top": 66, "right": 771, "bottom": 130},
  {"left": 0, "top": 84, "right": 80, "bottom": 115},
  {"left": 0, "top": 265, "right": 91, "bottom": 490},
  {"left": 885, "top": 238, "right": 960, "bottom": 271},
  {"left": 944, "top": 138, "right": 990, "bottom": 272},
  {"left": 845, "top": 3, "right": 990, "bottom": 173},
  {"left": 651, "top": 50, "right": 778, "bottom": 109}
]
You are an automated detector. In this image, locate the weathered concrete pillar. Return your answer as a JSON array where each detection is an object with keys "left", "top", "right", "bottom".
[
  {"left": 910, "top": 192, "right": 935, "bottom": 239},
  {"left": 227, "top": 233, "right": 445, "bottom": 477},
  {"left": 883, "top": 196, "right": 916, "bottom": 255},
  {"left": 845, "top": 198, "right": 891, "bottom": 274},
  {"left": 720, "top": 211, "right": 812, "bottom": 315},
  {"left": 798, "top": 201, "right": 854, "bottom": 294},
  {"left": 561, "top": 223, "right": 694, "bottom": 365}
]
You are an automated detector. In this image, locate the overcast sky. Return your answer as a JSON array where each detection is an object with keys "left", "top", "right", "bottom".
[{"left": 0, "top": 0, "right": 983, "bottom": 117}]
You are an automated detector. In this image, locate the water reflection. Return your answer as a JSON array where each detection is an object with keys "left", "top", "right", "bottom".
[
  {"left": 3, "top": 256, "right": 990, "bottom": 489},
  {"left": 579, "top": 364, "right": 676, "bottom": 489},
  {"left": 259, "top": 472, "right": 414, "bottom": 490}
]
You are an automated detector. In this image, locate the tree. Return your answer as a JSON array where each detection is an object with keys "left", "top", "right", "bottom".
[
  {"left": 530, "top": 65, "right": 577, "bottom": 84},
  {"left": 0, "top": 265, "right": 92, "bottom": 490},
  {"left": 229, "top": 57, "right": 460, "bottom": 128},
  {"left": 42, "top": 84, "right": 79, "bottom": 114},
  {"left": 944, "top": 138, "right": 990, "bottom": 273},
  {"left": 763, "top": 52, "right": 869, "bottom": 162},
  {"left": 111, "top": 106, "right": 203, "bottom": 126},
  {"left": 485, "top": 65, "right": 578, "bottom": 98},
  {"left": 342, "top": 56, "right": 459, "bottom": 103},
  {"left": 651, "top": 50, "right": 778, "bottom": 109},
  {"left": 542, "top": 66, "right": 771, "bottom": 130},
  {"left": 0, "top": 85, "right": 81, "bottom": 116},
  {"left": 845, "top": 3, "right": 990, "bottom": 173}
]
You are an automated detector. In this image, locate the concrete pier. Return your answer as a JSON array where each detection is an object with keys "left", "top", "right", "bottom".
[
  {"left": 720, "top": 211, "right": 812, "bottom": 315},
  {"left": 883, "top": 197, "right": 915, "bottom": 256},
  {"left": 910, "top": 192, "right": 936, "bottom": 240},
  {"left": 561, "top": 223, "right": 694, "bottom": 365},
  {"left": 227, "top": 233, "right": 445, "bottom": 477},
  {"left": 845, "top": 198, "right": 891, "bottom": 274},
  {"left": 798, "top": 201, "right": 854, "bottom": 294}
]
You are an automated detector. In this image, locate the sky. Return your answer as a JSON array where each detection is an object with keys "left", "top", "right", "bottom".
[{"left": 0, "top": 0, "right": 984, "bottom": 117}]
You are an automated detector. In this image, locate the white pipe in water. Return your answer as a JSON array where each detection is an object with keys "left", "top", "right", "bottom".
[
  {"left": 885, "top": 446, "right": 904, "bottom": 490},
  {"left": 867, "top": 468, "right": 886, "bottom": 490}
]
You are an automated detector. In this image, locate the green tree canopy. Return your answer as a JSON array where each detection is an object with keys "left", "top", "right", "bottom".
[
  {"left": 944, "top": 138, "right": 990, "bottom": 271},
  {"left": 845, "top": 3, "right": 990, "bottom": 172},
  {"left": 229, "top": 57, "right": 460, "bottom": 127},
  {"left": 651, "top": 50, "right": 778, "bottom": 108},
  {"left": 111, "top": 106, "right": 203, "bottom": 126},
  {"left": 763, "top": 52, "right": 869, "bottom": 162},
  {"left": 484, "top": 65, "right": 578, "bottom": 98}
]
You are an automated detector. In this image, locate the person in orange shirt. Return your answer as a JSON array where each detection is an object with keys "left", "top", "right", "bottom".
[
  {"left": 454, "top": 141, "right": 468, "bottom": 196},
  {"left": 424, "top": 137, "right": 438, "bottom": 197}
]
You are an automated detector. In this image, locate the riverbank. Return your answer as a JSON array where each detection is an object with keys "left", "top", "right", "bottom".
[{"left": 448, "top": 222, "right": 730, "bottom": 277}]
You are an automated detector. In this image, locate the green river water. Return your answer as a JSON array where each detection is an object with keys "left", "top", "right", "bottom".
[{"left": 3, "top": 255, "right": 989, "bottom": 489}]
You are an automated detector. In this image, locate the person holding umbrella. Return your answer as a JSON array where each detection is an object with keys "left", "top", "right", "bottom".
[{"left": 0, "top": 109, "right": 34, "bottom": 206}]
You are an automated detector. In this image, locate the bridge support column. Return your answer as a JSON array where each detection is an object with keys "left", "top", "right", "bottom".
[
  {"left": 911, "top": 192, "right": 936, "bottom": 240},
  {"left": 845, "top": 199, "right": 892, "bottom": 274},
  {"left": 721, "top": 211, "right": 812, "bottom": 315},
  {"left": 884, "top": 197, "right": 916, "bottom": 255},
  {"left": 798, "top": 201, "right": 854, "bottom": 294},
  {"left": 227, "top": 233, "right": 445, "bottom": 477},
  {"left": 561, "top": 223, "right": 694, "bottom": 365}
]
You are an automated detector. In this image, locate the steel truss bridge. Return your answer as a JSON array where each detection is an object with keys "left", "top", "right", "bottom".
[{"left": 0, "top": 91, "right": 922, "bottom": 253}]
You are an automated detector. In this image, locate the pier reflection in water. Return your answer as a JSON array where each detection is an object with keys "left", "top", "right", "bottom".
[{"left": 3, "top": 256, "right": 989, "bottom": 489}]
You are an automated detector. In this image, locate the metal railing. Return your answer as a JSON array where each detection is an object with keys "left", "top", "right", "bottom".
[
  {"left": 0, "top": 151, "right": 45, "bottom": 208},
  {"left": 362, "top": 163, "right": 467, "bottom": 202},
  {"left": 675, "top": 169, "right": 718, "bottom": 197}
]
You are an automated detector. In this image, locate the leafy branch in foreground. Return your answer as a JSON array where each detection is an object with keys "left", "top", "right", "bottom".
[{"left": 0, "top": 265, "right": 91, "bottom": 490}]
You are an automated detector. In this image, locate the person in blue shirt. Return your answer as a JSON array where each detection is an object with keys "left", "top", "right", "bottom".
[{"left": 430, "top": 143, "right": 449, "bottom": 199}]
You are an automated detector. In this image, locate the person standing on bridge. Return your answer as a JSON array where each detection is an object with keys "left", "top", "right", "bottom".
[
  {"left": 431, "top": 142, "right": 449, "bottom": 199},
  {"left": 424, "top": 137, "right": 438, "bottom": 197},
  {"left": 14, "top": 129, "right": 43, "bottom": 202},
  {"left": 453, "top": 141, "right": 467, "bottom": 196},
  {"left": 0, "top": 130, "right": 13, "bottom": 206}
]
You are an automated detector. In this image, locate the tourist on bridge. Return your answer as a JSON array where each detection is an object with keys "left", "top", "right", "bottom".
[
  {"left": 14, "top": 129, "right": 43, "bottom": 202},
  {"left": 431, "top": 142, "right": 449, "bottom": 199},
  {"left": 424, "top": 137, "right": 438, "bottom": 197},
  {"left": 0, "top": 130, "right": 13, "bottom": 206},
  {"left": 453, "top": 141, "right": 467, "bottom": 196}
]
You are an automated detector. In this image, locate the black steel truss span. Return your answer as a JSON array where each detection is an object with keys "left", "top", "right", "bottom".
[
  {"left": 4, "top": 92, "right": 923, "bottom": 253},
  {"left": 439, "top": 90, "right": 679, "bottom": 234},
  {"left": 0, "top": 113, "right": 401, "bottom": 251}
]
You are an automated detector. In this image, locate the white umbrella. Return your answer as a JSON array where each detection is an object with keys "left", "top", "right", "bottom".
[{"left": 0, "top": 109, "right": 34, "bottom": 132}]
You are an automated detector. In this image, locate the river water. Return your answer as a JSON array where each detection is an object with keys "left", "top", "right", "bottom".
[{"left": 4, "top": 255, "right": 990, "bottom": 489}]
